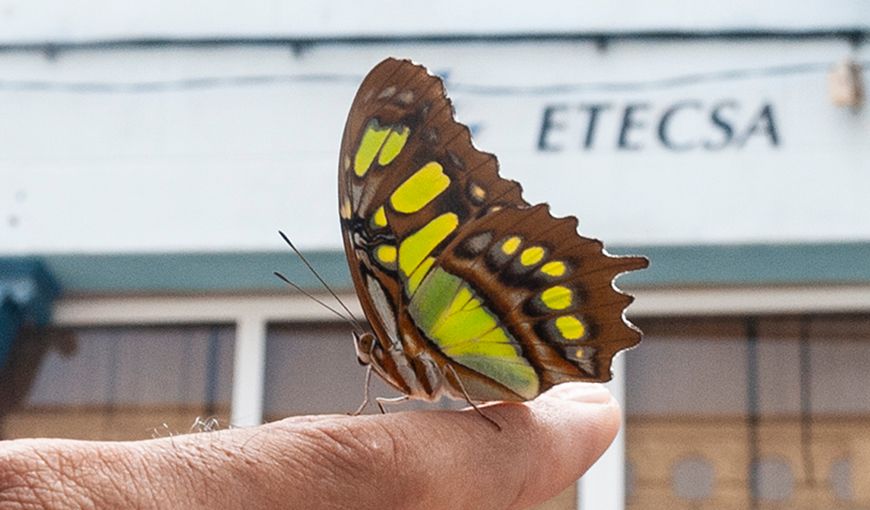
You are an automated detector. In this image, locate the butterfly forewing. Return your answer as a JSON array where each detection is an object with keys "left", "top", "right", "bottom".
[{"left": 339, "top": 57, "right": 647, "bottom": 402}]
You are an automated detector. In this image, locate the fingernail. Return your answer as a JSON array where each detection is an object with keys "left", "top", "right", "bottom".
[{"left": 543, "top": 382, "right": 613, "bottom": 405}]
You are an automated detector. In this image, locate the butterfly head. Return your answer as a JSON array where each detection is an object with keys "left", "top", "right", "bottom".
[{"left": 352, "top": 330, "right": 376, "bottom": 366}]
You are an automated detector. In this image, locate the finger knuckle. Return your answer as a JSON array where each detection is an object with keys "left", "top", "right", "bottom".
[{"left": 293, "top": 419, "right": 411, "bottom": 505}]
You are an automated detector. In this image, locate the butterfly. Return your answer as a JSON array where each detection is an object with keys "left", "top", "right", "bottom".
[{"left": 338, "top": 58, "right": 647, "bottom": 409}]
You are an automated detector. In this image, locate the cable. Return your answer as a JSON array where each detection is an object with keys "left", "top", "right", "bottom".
[
  {"left": 0, "top": 60, "right": 867, "bottom": 95},
  {"left": 450, "top": 61, "right": 869, "bottom": 95},
  {"left": 0, "top": 73, "right": 362, "bottom": 93}
]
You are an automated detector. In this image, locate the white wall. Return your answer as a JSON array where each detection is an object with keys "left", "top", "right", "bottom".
[
  {"left": 0, "top": 0, "right": 866, "bottom": 44},
  {"left": 1, "top": 39, "right": 867, "bottom": 254}
]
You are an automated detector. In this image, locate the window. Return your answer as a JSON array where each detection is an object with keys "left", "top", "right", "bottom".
[
  {"left": 625, "top": 315, "right": 870, "bottom": 510},
  {"left": 4, "top": 325, "right": 234, "bottom": 441}
]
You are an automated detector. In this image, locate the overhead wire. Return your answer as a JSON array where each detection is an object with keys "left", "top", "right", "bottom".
[{"left": 0, "top": 60, "right": 866, "bottom": 95}]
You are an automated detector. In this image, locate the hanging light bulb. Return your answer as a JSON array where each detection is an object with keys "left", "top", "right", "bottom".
[{"left": 828, "top": 58, "right": 864, "bottom": 108}]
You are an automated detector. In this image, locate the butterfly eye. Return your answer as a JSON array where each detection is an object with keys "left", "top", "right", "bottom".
[{"left": 353, "top": 332, "right": 375, "bottom": 365}]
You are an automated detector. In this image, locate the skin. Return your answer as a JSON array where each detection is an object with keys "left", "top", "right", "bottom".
[{"left": 0, "top": 382, "right": 619, "bottom": 510}]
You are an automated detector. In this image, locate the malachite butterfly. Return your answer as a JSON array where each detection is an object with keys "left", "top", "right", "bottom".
[{"left": 339, "top": 58, "right": 648, "bottom": 405}]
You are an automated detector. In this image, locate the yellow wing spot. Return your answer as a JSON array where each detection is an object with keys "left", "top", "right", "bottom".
[
  {"left": 375, "top": 245, "right": 397, "bottom": 265},
  {"left": 339, "top": 197, "right": 352, "bottom": 220},
  {"left": 354, "top": 122, "right": 391, "bottom": 177},
  {"left": 399, "top": 212, "right": 459, "bottom": 277},
  {"left": 469, "top": 183, "right": 486, "bottom": 202},
  {"left": 378, "top": 126, "right": 410, "bottom": 166},
  {"left": 520, "top": 246, "right": 545, "bottom": 266},
  {"left": 555, "top": 316, "right": 585, "bottom": 340},
  {"left": 407, "top": 256, "right": 436, "bottom": 294},
  {"left": 541, "top": 285, "right": 572, "bottom": 310},
  {"left": 541, "top": 261, "right": 566, "bottom": 277},
  {"left": 390, "top": 162, "right": 450, "bottom": 214},
  {"left": 575, "top": 347, "right": 586, "bottom": 359},
  {"left": 371, "top": 206, "right": 388, "bottom": 228},
  {"left": 501, "top": 236, "right": 521, "bottom": 255}
]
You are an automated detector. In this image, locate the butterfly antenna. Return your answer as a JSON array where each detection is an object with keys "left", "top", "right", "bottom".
[
  {"left": 273, "top": 271, "right": 362, "bottom": 333},
  {"left": 277, "top": 231, "right": 366, "bottom": 332}
]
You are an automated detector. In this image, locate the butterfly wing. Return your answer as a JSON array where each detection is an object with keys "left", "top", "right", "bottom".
[
  {"left": 339, "top": 58, "right": 647, "bottom": 401},
  {"left": 433, "top": 204, "right": 648, "bottom": 393}
]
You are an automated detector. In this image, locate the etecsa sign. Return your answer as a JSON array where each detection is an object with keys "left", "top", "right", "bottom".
[{"left": 1, "top": 39, "right": 867, "bottom": 254}]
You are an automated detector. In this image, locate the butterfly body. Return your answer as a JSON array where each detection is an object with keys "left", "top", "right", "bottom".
[{"left": 339, "top": 58, "right": 647, "bottom": 403}]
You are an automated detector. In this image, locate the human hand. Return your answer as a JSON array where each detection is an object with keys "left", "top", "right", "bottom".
[{"left": 1, "top": 382, "right": 619, "bottom": 509}]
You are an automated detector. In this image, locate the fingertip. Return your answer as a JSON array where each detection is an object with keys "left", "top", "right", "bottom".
[
  {"left": 502, "top": 383, "right": 621, "bottom": 508},
  {"left": 537, "top": 381, "right": 616, "bottom": 405},
  {"left": 529, "top": 383, "right": 622, "bottom": 441}
]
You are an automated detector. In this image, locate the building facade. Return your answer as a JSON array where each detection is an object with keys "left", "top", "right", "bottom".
[{"left": 1, "top": 2, "right": 869, "bottom": 509}]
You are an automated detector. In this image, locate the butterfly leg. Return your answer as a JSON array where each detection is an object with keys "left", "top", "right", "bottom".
[
  {"left": 375, "top": 395, "right": 410, "bottom": 414},
  {"left": 445, "top": 364, "right": 502, "bottom": 431},
  {"left": 352, "top": 365, "right": 374, "bottom": 416}
]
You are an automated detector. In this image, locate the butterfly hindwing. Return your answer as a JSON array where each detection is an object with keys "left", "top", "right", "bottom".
[
  {"left": 339, "top": 57, "right": 647, "bottom": 402},
  {"left": 435, "top": 204, "right": 648, "bottom": 392}
]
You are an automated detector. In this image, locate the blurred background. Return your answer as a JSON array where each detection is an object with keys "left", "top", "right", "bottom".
[{"left": 1, "top": 2, "right": 868, "bottom": 509}]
